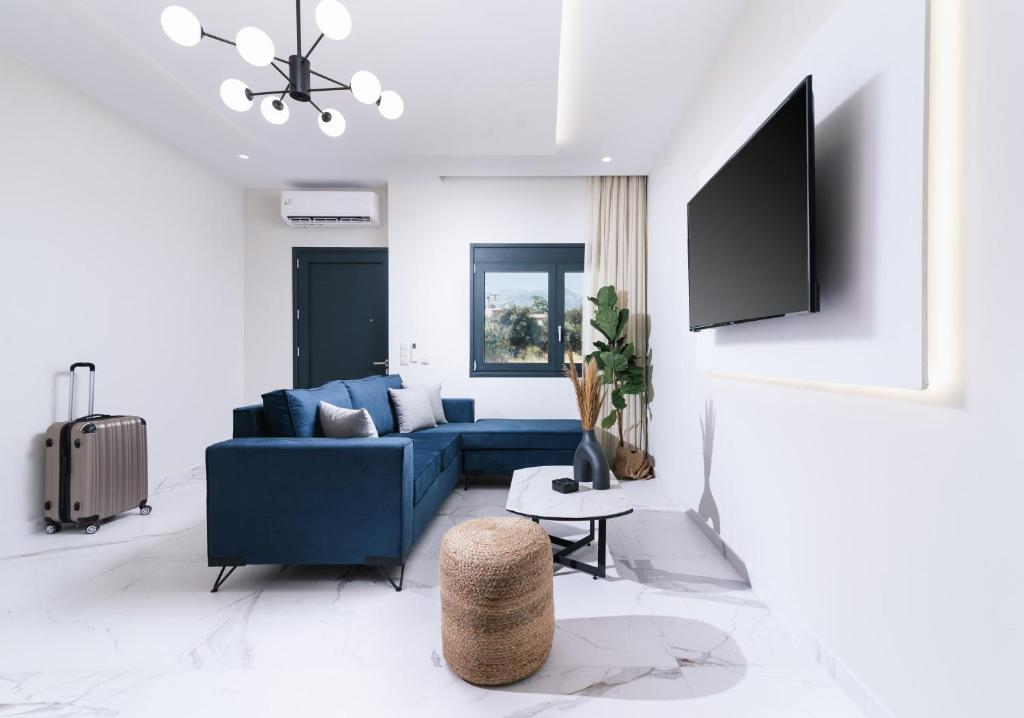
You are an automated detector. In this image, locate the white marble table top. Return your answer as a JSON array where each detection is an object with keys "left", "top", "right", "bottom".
[{"left": 506, "top": 465, "right": 634, "bottom": 521}]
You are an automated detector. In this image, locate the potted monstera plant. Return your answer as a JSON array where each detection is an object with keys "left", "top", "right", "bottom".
[{"left": 587, "top": 285, "right": 652, "bottom": 479}]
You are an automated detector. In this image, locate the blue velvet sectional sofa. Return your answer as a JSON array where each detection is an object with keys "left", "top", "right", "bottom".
[{"left": 205, "top": 374, "right": 581, "bottom": 591}]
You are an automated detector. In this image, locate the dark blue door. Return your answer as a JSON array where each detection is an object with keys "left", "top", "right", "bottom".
[{"left": 293, "top": 248, "right": 388, "bottom": 388}]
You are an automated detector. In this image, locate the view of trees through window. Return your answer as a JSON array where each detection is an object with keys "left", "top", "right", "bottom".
[
  {"left": 564, "top": 272, "right": 583, "bottom": 364},
  {"left": 483, "top": 272, "right": 549, "bottom": 363},
  {"left": 482, "top": 271, "right": 584, "bottom": 365}
]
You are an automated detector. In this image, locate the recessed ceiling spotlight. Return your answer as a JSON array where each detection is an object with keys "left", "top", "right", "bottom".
[
  {"left": 601, "top": 156, "right": 612, "bottom": 163},
  {"left": 238, "top": 153, "right": 250, "bottom": 160}
]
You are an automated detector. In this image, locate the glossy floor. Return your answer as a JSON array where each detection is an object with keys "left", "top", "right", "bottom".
[{"left": 0, "top": 470, "right": 863, "bottom": 717}]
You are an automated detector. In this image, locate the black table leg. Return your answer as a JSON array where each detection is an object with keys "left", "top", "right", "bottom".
[{"left": 544, "top": 517, "right": 607, "bottom": 579}]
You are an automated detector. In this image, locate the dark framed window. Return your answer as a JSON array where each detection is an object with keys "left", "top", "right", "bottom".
[{"left": 470, "top": 244, "right": 585, "bottom": 377}]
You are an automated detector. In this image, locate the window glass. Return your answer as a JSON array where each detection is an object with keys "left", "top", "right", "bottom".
[
  {"left": 483, "top": 272, "right": 549, "bottom": 363},
  {"left": 563, "top": 272, "right": 584, "bottom": 364}
]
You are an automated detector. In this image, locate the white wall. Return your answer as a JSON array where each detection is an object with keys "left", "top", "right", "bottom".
[
  {"left": 648, "top": 1, "right": 1021, "bottom": 717},
  {"left": 0, "top": 51, "right": 245, "bottom": 527},
  {"left": 242, "top": 189, "right": 387, "bottom": 401},
  {"left": 388, "top": 178, "right": 588, "bottom": 419}
]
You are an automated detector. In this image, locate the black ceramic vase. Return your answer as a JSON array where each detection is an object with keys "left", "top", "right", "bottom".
[{"left": 574, "top": 430, "right": 610, "bottom": 490}]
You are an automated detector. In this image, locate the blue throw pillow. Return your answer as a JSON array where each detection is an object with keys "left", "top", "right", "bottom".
[
  {"left": 261, "top": 380, "right": 354, "bottom": 437},
  {"left": 344, "top": 374, "right": 402, "bottom": 435}
]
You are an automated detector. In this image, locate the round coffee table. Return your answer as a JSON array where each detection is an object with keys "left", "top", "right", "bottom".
[{"left": 505, "top": 465, "right": 633, "bottom": 579}]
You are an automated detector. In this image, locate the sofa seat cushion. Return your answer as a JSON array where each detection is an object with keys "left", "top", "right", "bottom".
[
  {"left": 417, "top": 419, "right": 582, "bottom": 451},
  {"left": 408, "top": 431, "right": 461, "bottom": 470},
  {"left": 261, "top": 381, "right": 353, "bottom": 437},
  {"left": 344, "top": 375, "right": 403, "bottom": 435}
]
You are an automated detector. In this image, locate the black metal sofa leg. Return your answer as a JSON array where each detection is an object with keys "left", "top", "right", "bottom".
[
  {"left": 378, "top": 563, "right": 405, "bottom": 592},
  {"left": 210, "top": 565, "right": 239, "bottom": 593}
]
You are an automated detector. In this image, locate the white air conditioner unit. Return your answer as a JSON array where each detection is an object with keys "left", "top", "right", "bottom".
[{"left": 280, "top": 191, "right": 382, "bottom": 228}]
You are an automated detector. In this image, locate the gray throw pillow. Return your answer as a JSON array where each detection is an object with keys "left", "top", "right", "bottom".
[
  {"left": 402, "top": 382, "right": 447, "bottom": 424},
  {"left": 319, "top": 401, "right": 379, "bottom": 439},
  {"left": 388, "top": 387, "right": 437, "bottom": 433}
]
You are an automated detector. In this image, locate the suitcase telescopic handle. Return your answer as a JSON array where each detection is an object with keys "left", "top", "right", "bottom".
[{"left": 68, "top": 362, "right": 96, "bottom": 420}]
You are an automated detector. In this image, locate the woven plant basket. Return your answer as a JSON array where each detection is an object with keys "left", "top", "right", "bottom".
[{"left": 440, "top": 517, "right": 554, "bottom": 685}]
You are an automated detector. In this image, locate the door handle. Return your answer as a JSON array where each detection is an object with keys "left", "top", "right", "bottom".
[{"left": 372, "top": 359, "right": 389, "bottom": 374}]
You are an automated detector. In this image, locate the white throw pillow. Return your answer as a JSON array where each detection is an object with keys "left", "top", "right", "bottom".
[
  {"left": 319, "top": 401, "right": 379, "bottom": 439},
  {"left": 402, "top": 382, "right": 447, "bottom": 424},
  {"left": 388, "top": 387, "right": 438, "bottom": 433}
]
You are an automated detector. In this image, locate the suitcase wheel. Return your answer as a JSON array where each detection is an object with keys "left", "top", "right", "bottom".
[
  {"left": 85, "top": 523, "right": 99, "bottom": 535},
  {"left": 45, "top": 521, "right": 60, "bottom": 535},
  {"left": 139, "top": 502, "right": 152, "bottom": 516}
]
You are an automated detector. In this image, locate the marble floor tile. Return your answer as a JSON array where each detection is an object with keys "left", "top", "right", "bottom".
[{"left": 0, "top": 470, "right": 863, "bottom": 717}]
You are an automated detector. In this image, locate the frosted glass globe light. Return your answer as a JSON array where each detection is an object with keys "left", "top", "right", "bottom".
[
  {"left": 315, "top": 0, "right": 352, "bottom": 40},
  {"left": 350, "top": 70, "right": 381, "bottom": 105},
  {"left": 219, "top": 79, "right": 253, "bottom": 112},
  {"left": 261, "top": 97, "right": 290, "bottom": 125},
  {"left": 318, "top": 109, "right": 346, "bottom": 137},
  {"left": 236, "top": 26, "right": 275, "bottom": 67},
  {"left": 377, "top": 90, "right": 404, "bottom": 120},
  {"left": 161, "top": 6, "right": 201, "bottom": 47}
]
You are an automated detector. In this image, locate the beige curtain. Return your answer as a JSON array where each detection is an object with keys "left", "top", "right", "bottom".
[{"left": 586, "top": 176, "right": 653, "bottom": 477}]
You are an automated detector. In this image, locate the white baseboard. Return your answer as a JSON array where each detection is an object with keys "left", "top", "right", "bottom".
[
  {"left": 686, "top": 508, "right": 750, "bottom": 583},
  {"left": 685, "top": 510, "right": 896, "bottom": 718}
]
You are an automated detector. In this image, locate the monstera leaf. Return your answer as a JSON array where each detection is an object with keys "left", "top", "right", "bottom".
[
  {"left": 591, "top": 306, "right": 622, "bottom": 342},
  {"left": 590, "top": 286, "right": 629, "bottom": 342},
  {"left": 610, "top": 389, "right": 627, "bottom": 411},
  {"left": 598, "top": 351, "right": 629, "bottom": 380}
]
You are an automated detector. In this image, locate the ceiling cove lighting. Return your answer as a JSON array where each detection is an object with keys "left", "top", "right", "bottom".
[{"left": 159, "top": 1, "right": 403, "bottom": 138}]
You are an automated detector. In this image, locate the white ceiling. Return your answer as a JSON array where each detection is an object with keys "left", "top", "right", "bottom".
[{"left": 0, "top": 0, "right": 746, "bottom": 187}]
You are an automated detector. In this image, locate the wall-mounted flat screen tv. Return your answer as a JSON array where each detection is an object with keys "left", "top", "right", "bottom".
[{"left": 687, "top": 75, "right": 818, "bottom": 331}]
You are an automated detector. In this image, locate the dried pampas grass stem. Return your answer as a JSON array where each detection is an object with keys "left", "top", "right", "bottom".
[{"left": 565, "top": 355, "right": 603, "bottom": 430}]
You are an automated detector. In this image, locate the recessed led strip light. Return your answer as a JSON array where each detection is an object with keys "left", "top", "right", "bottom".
[{"left": 159, "top": 1, "right": 404, "bottom": 138}]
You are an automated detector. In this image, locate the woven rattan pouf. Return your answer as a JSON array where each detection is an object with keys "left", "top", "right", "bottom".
[{"left": 440, "top": 516, "right": 554, "bottom": 685}]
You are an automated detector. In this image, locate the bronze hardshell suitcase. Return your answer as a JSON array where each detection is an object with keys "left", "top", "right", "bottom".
[{"left": 43, "top": 362, "right": 150, "bottom": 534}]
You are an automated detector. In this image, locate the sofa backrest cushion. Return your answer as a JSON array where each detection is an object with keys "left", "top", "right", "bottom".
[
  {"left": 344, "top": 374, "right": 403, "bottom": 435},
  {"left": 261, "top": 380, "right": 354, "bottom": 437},
  {"left": 233, "top": 404, "right": 268, "bottom": 438}
]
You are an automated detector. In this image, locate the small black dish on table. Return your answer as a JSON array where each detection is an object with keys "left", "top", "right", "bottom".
[{"left": 551, "top": 477, "right": 579, "bottom": 494}]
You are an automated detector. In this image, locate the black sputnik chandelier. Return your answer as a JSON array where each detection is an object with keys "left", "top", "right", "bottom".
[{"left": 160, "top": 1, "right": 403, "bottom": 138}]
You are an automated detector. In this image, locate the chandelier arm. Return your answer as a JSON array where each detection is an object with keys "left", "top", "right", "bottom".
[
  {"left": 270, "top": 62, "right": 291, "bottom": 84},
  {"left": 248, "top": 89, "right": 288, "bottom": 98},
  {"left": 309, "top": 68, "right": 351, "bottom": 90},
  {"left": 200, "top": 29, "right": 236, "bottom": 47},
  {"left": 303, "top": 33, "right": 325, "bottom": 62},
  {"left": 308, "top": 87, "right": 351, "bottom": 93},
  {"left": 308, "top": 98, "right": 325, "bottom": 114}
]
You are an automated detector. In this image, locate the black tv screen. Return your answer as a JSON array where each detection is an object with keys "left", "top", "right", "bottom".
[{"left": 687, "top": 76, "right": 818, "bottom": 331}]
